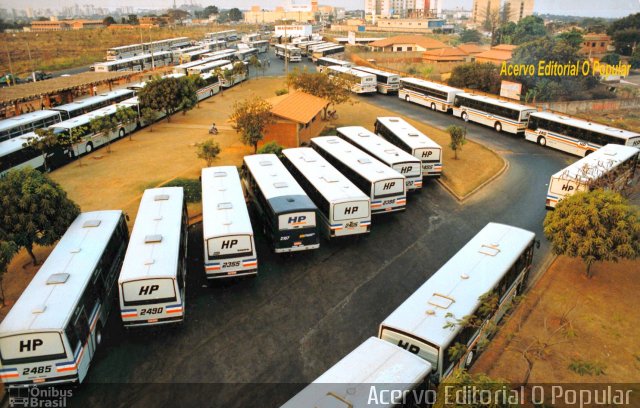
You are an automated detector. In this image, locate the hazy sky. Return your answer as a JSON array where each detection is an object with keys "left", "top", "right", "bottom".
[{"left": 5, "top": 0, "right": 640, "bottom": 18}]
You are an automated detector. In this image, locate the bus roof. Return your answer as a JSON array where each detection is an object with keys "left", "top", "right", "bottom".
[
  {"left": 202, "top": 166, "right": 254, "bottom": 240},
  {"left": 174, "top": 56, "right": 224, "bottom": 71},
  {"left": 108, "top": 43, "right": 144, "bottom": 51},
  {"left": 119, "top": 188, "right": 184, "bottom": 283},
  {"left": 531, "top": 111, "right": 640, "bottom": 140},
  {"left": 353, "top": 66, "right": 400, "bottom": 77},
  {"left": 180, "top": 48, "right": 210, "bottom": 57},
  {"left": 50, "top": 104, "right": 120, "bottom": 129},
  {"left": 282, "top": 147, "right": 370, "bottom": 203},
  {"left": 456, "top": 92, "right": 536, "bottom": 112},
  {"left": 400, "top": 77, "right": 462, "bottom": 93},
  {"left": 51, "top": 89, "right": 134, "bottom": 114},
  {"left": 0, "top": 110, "right": 61, "bottom": 133},
  {"left": 0, "top": 131, "right": 37, "bottom": 157},
  {"left": 550, "top": 144, "right": 639, "bottom": 182},
  {"left": 326, "top": 66, "right": 374, "bottom": 79},
  {"left": 337, "top": 126, "right": 421, "bottom": 167},
  {"left": 243, "top": 154, "right": 309, "bottom": 200},
  {"left": 236, "top": 48, "right": 258, "bottom": 54},
  {"left": 380, "top": 223, "right": 535, "bottom": 349},
  {"left": 313, "top": 44, "right": 345, "bottom": 53},
  {"left": 189, "top": 59, "right": 231, "bottom": 73},
  {"left": 317, "top": 57, "right": 351, "bottom": 65},
  {"left": 93, "top": 51, "right": 172, "bottom": 68},
  {"left": 281, "top": 337, "right": 432, "bottom": 408},
  {"left": 376, "top": 117, "right": 442, "bottom": 150},
  {"left": 311, "top": 136, "right": 404, "bottom": 183},
  {"left": 0, "top": 211, "right": 123, "bottom": 334}
]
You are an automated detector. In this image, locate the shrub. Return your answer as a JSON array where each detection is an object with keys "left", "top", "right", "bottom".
[{"left": 164, "top": 178, "right": 201, "bottom": 203}]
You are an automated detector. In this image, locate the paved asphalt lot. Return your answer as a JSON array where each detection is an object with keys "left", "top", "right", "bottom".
[{"left": 64, "top": 51, "right": 573, "bottom": 408}]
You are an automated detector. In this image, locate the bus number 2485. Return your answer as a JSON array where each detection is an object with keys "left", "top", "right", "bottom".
[{"left": 23, "top": 366, "right": 51, "bottom": 375}]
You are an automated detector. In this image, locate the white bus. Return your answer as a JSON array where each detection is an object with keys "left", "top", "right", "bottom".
[
  {"left": 311, "top": 136, "right": 406, "bottom": 214},
  {"left": 399, "top": 78, "right": 462, "bottom": 112},
  {"left": 337, "top": 126, "right": 423, "bottom": 192},
  {"left": 205, "top": 30, "right": 238, "bottom": 44},
  {"left": 51, "top": 89, "right": 135, "bottom": 121},
  {"left": 545, "top": 144, "right": 639, "bottom": 209},
  {"left": 281, "top": 147, "right": 371, "bottom": 239},
  {"left": 326, "top": 66, "right": 377, "bottom": 94},
  {"left": 242, "top": 154, "right": 320, "bottom": 253},
  {"left": 315, "top": 57, "right": 352, "bottom": 73},
  {"left": 106, "top": 43, "right": 145, "bottom": 60},
  {"left": 0, "top": 131, "right": 69, "bottom": 176},
  {"left": 0, "top": 110, "right": 62, "bottom": 142},
  {"left": 249, "top": 40, "right": 269, "bottom": 54},
  {"left": 172, "top": 56, "right": 223, "bottom": 75},
  {"left": 452, "top": 92, "right": 536, "bottom": 134},
  {"left": 178, "top": 49, "right": 210, "bottom": 65},
  {"left": 145, "top": 37, "right": 191, "bottom": 53},
  {"left": 379, "top": 223, "right": 535, "bottom": 383},
  {"left": 186, "top": 59, "right": 231, "bottom": 76},
  {"left": 93, "top": 51, "right": 174, "bottom": 73},
  {"left": 0, "top": 211, "right": 128, "bottom": 388},
  {"left": 281, "top": 337, "right": 432, "bottom": 408},
  {"left": 202, "top": 166, "right": 258, "bottom": 278},
  {"left": 118, "top": 188, "right": 188, "bottom": 327},
  {"left": 297, "top": 40, "right": 325, "bottom": 56},
  {"left": 353, "top": 66, "right": 401, "bottom": 94},
  {"left": 525, "top": 111, "right": 640, "bottom": 157},
  {"left": 235, "top": 48, "right": 259, "bottom": 62},
  {"left": 219, "top": 62, "right": 247, "bottom": 88},
  {"left": 49, "top": 104, "right": 139, "bottom": 156},
  {"left": 375, "top": 117, "right": 443, "bottom": 178},
  {"left": 275, "top": 44, "right": 302, "bottom": 62},
  {"left": 311, "top": 44, "right": 345, "bottom": 62}
]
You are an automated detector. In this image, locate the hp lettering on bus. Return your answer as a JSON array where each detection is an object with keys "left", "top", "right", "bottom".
[
  {"left": 421, "top": 151, "right": 433, "bottom": 158},
  {"left": 289, "top": 215, "right": 306, "bottom": 224},
  {"left": 383, "top": 182, "right": 396, "bottom": 190},
  {"left": 139, "top": 285, "right": 159, "bottom": 296},
  {"left": 344, "top": 206, "right": 359, "bottom": 215},
  {"left": 221, "top": 239, "right": 238, "bottom": 249},
  {"left": 397, "top": 340, "right": 420, "bottom": 354},
  {"left": 19, "top": 339, "right": 43, "bottom": 352}
]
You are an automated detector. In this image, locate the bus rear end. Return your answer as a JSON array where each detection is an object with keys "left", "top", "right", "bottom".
[
  {"left": 0, "top": 331, "right": 79, "bottom": 387},
  {"left": 276, "top": 211, "right": 319, "bottom": 252},
  {"left": 372, "top": 178, "right": 406, "bottom": 213},
  {"left": 119, "top": 278, "right": 184, "bottom": 327},
  {"left": 392, "top": 161, "right": 422, "bottom": 191},
  {"left": 414, "top": 147, "right": 442, "bottom": 177},
  {"left": 546, "top": 177, "right": 585, "bottom": 209},
  {"left": 378, "top": 325, "right": 442, "bottom": 380},
  {"left": 329, "top": 200, "right": 371, "bottom": 237},
  {"left": 205, "top": 235, "right": 258, "bottom": 278}
]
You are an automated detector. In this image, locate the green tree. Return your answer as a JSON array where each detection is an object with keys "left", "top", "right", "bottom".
[
  {"left": 58, "top": 124, "right": 87, "bottom": 166},
  {"left": 248, "top": 55, "right": 261, "bottom": 77},
  {"left": 511, "top": 15, "right": 547, "bottom": 45},
  {"left": 230, "top": 97, "right": 274, "bottom": 153},
  {"left": 447, "top": 125, "right": 467, "bottom": 160},
  {"left": 557, "top": 29, "right": 584, "bottom": 48},
  {"left": 257, "top": 141, "right": 284, "bottom": 157},
  {"left": 141, "top": 108, "right": 158, "bottom": 131},
  {"left": 196, "top": 139, "right": 221, "bottom": 167},
  {"left": 177, "top": 76, "right": 198, "bottom": 115},
  {"left": 286, "top": 69, "right": 346, "bottom": 119},
  {"left": 89, "top": 114, "right": 117, "bottom": 153},
  {"left": 27, "top": 128, "right": 59, "bottom": 172},
  {"left": 543, "top": 190, "right": 640, "bottom": 278},
  {"left": 114, "top": 106, "right": 139, "bottom": 141},
  {"left": 434, "top": 369, "right": 516, "bottom": 408},
  {"left": 201, "top": 5, "right": 219, "bottom": 18},
  {"left": 166, "top": 9, "right": 190, "bottom": 25},
  {"left": 0, "top": 240, "right": 18, "bottom": 306},
  {"left": 0, "top": 168, "right": 80, "bottom": 265},
  {"left": 138, "top": 77, "right": 193, "bottom": 123},
  {"left": 607, "top": 13, "right": 640, "bottom": 56},
  {"left": 128, "top": 14, "right": 139, "bottom": 25},
  {"left": 459, "top": 29, "right": 482, "bottom": 43},
  {"left": 448, "top": 62, "right": 501, "bottom": 94},
  {"left": 631, "top": 47, "right": 640, "bottom": 69},
  {"left": 102, "top": 16, "right": 116, "bottom": 26},
  {"left": 600, "top": 53, "right": 621, "bottom": 65},
  {"left": 495, "top": 21, "right": 517, "bottom": 45},
  {"left": 228, "top": 8, "right": 243, "bottom": 22}
]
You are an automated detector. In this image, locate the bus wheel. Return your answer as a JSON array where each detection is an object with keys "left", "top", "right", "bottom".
[
  {"left": 537, "top": 136, "right": 547, "bottom": 146},
  {"left": 464, "top": 349, "right": 476, "bottom": 368},
  {"left": 405, "top": 95, "right": 409, "bottom": 102},
  {"left": 431, "top": 103, "right": 436, "bottom": 111},
  {"left": 95, "top": 324, "right": 103, "bottom": 345},
  {"left": 462, "top": 112, "right": 469, "bottom": 122},
  {"left": 494, "top": 122, "right": 502, "bottom": 132},
  {"left": 85, "top": 142, "right": 94, "bottom": 153},
  {"left": 119, "top": 128, "right": 125, "bottom": 139}
]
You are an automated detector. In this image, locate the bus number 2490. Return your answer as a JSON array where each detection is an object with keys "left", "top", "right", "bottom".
[{"left": 140, "top": 307, "right": 163, "bottom": 316}]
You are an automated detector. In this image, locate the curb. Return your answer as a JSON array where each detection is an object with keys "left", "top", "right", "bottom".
[{"left": 437, "top": 154, "right": 510, "bottom": 202}]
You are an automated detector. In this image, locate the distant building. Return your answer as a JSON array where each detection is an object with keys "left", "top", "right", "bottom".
[
  {"left": 472, "top": 0, "right": 501, "bottom": 27},
  {"left": 365, "top": 0, "right": 442, "bottom": 19},
  {"left": 263, "top": 91, "right": 329, "bottom": 148},
  {"left": 505, "top": 0, "right": 534, "bottom": 23},
  {"left": 368, "top": 35, "right": 448, "bottom": 52},
  {"left": 30, "top": 18, "right": 103, "bottom": 32},
  {"left": 139, "top": 16, "right": 170, "bottom": 27},
  {"left": 244, "top": 8, "right": 316, "bottom": 24},
  {"left": 580, "top": 33, "right": 612, "bottom": 55},
  {"left": 375, "top": 18, "right": 445, "bottom": 33}
]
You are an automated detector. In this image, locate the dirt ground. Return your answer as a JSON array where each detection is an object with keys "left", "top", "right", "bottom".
[{"left": 472, "top": 256, "right": 640, "bottom": 384}]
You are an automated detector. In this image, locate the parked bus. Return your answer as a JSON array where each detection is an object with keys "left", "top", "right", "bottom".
[
  {"left": 118, "top": 188, "right": 188, "bottom": 327},
  {"left": 525, "top": 111, "right": 640, "bottom": 156},
  {"left": 93, "top": 51, "right": 174, "bottom": 73},
  {"left": 315, "top": 57, "right": 352, "bottom": 73},
  {"left": 186, "top": 59, "right": 231, "bottom": 76},
  {"left": 172, "top": 56, "right": 224, "bottom": 75},
  {"left": 202, "top": 166, "right": 258, "bottom": 278},
  {"left": 326, "top": 66, "right": 377, "bottom": 94},
  {"left": 337, "top": 126, "right": 423, "bottom": 192},
  {"left": 274, "top": 44, "right": 302, "bottom": 62},
  {"left": 452, "top": 92, "right": 536, "bottom": 134},
  {"left": 0, "top": 211, "right": 128, "bottom": 388},
  {"left": 281, "top": 147, "right": 371, "bottom": 239},
  {"left": 375, "top": 117, "right": 443, "bottom": 178},
  {"left": 218, "top": 62, "right": 247, "bottom": 88},
  {"left": 379, "top": 222, "right": 535, "bottom": 384},
  {"left": 311, "top": 136, "right": 406, "bottom": 214},
  {"left": 311, "top": 44, "right": 345, "bottom": 62},
  {"left": 235, "top": 48, "right": 259, "bottom": 62},
  {"left": 297, "top": 40, "right": 325, "bottom": 56},
  {"left": 0, "top": 110, "right": 62, "bottom": 142},
  {"left": 146, "top": 37, "right": 191, "bottom": 53},
  {"left": 201, "top": 49, "right": 237, "bottom": 61},
  {"left": 249, "top": 40, "right": 269, "bottom": 53},
  {"left": 399, "top": 78, "right": 462, "bottom": 113},
  {"left": 51, "top": 89, "right": 135, "bottom": 121},
  {"left": 353, "top": 66, "right": 401, "bottom": 94},
  {"left": 0, "top": 131, "right": 68, "bottom": 176},
  {"left": 205, "top": 30, "right": 238, "bottom": 44},
  {"left": 241, "top": 154, "right": 320, "bottom": 253},
  {"left": 281, "top": 337, "right": 432, "bottom": 408},
  {"left": 178, "top": 49, "right": 210, "bottom": 64},
  {"left": 49, "top": 104, "right": 138, "bottom": 157},
  {"left": 546, "top": 144, "right": 639, "bottom": 209},
  {"left": 106, "top": 43, "right": 145, "bottom": 60}
]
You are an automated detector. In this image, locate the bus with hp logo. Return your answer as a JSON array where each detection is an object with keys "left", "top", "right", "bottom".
[
  {"left": 378, "top": 223, "right": 535, "bottom": 384},
  {"left": 242, "top": 155, "right": 319, "bottom": 253},
  {"left": 374, "top": 117, "right": 443, "bottom": 178},
  {"left": 336, "top": 126, "right": 423, "bottom": 192},
  {"left": 0, "top": 211, "right": 128, "bottom": 388},
  {"left": 311, "top": 136, "right": 406, "bottom": 214},
  {"left": 118, "top": 187, "right": 188, "bottom": 327},
  {"left": 202, "top": 166, "right": 258, "bottom": 277},
  {"left": 281, "top": 147, "right": 371, "bottom": 239}
]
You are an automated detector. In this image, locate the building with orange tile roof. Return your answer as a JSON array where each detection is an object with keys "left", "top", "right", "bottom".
[
  {"left": 422, "top": 47, "right": 469, "bottom": 62},
  {"left": 474, "top": 44, "right": 516, "bottom": 64},
  {"left": 368, "top": 35, "right": 448, "bottom": 52},
  {"left": 263, "top": 91, "right": 329, "bottom": 148},
  {"left": 457, "top": 43, "right": 487, "bottom": 55}
]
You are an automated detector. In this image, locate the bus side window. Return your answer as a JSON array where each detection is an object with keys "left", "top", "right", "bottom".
[
  {"left": 73, "top": 309, "right": 90, "bottom": 345},
  {"left": 65, "top": 323, "right": 80, "bottom": 352}
]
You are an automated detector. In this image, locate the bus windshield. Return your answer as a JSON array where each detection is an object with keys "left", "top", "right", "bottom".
[
  {"left": 373, "top": 179, "right": 404, "bottom": 198},
  {"left": 207, "top": 235, "right": 253, "bottom": 259},
  {"left": 121, "top": 279, "right": 177, "bottom": 306},
  {"left": 0, "top": 332, "right": 66, "bottom": 365},
  {"left": 332, "top": 201, "right": 370, "bottom": 221}
]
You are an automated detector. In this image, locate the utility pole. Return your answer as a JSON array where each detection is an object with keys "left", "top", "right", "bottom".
[
  {"left": 4, "top": 43, "right": 15, "bottom": 86},
  {"left": 26, "top": 41, "right": 36, "bottom": 82}
]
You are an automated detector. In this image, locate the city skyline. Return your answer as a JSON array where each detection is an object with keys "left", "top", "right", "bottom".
[{"left": 2, "top": 0, "right": 639, "bottom": 18}]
